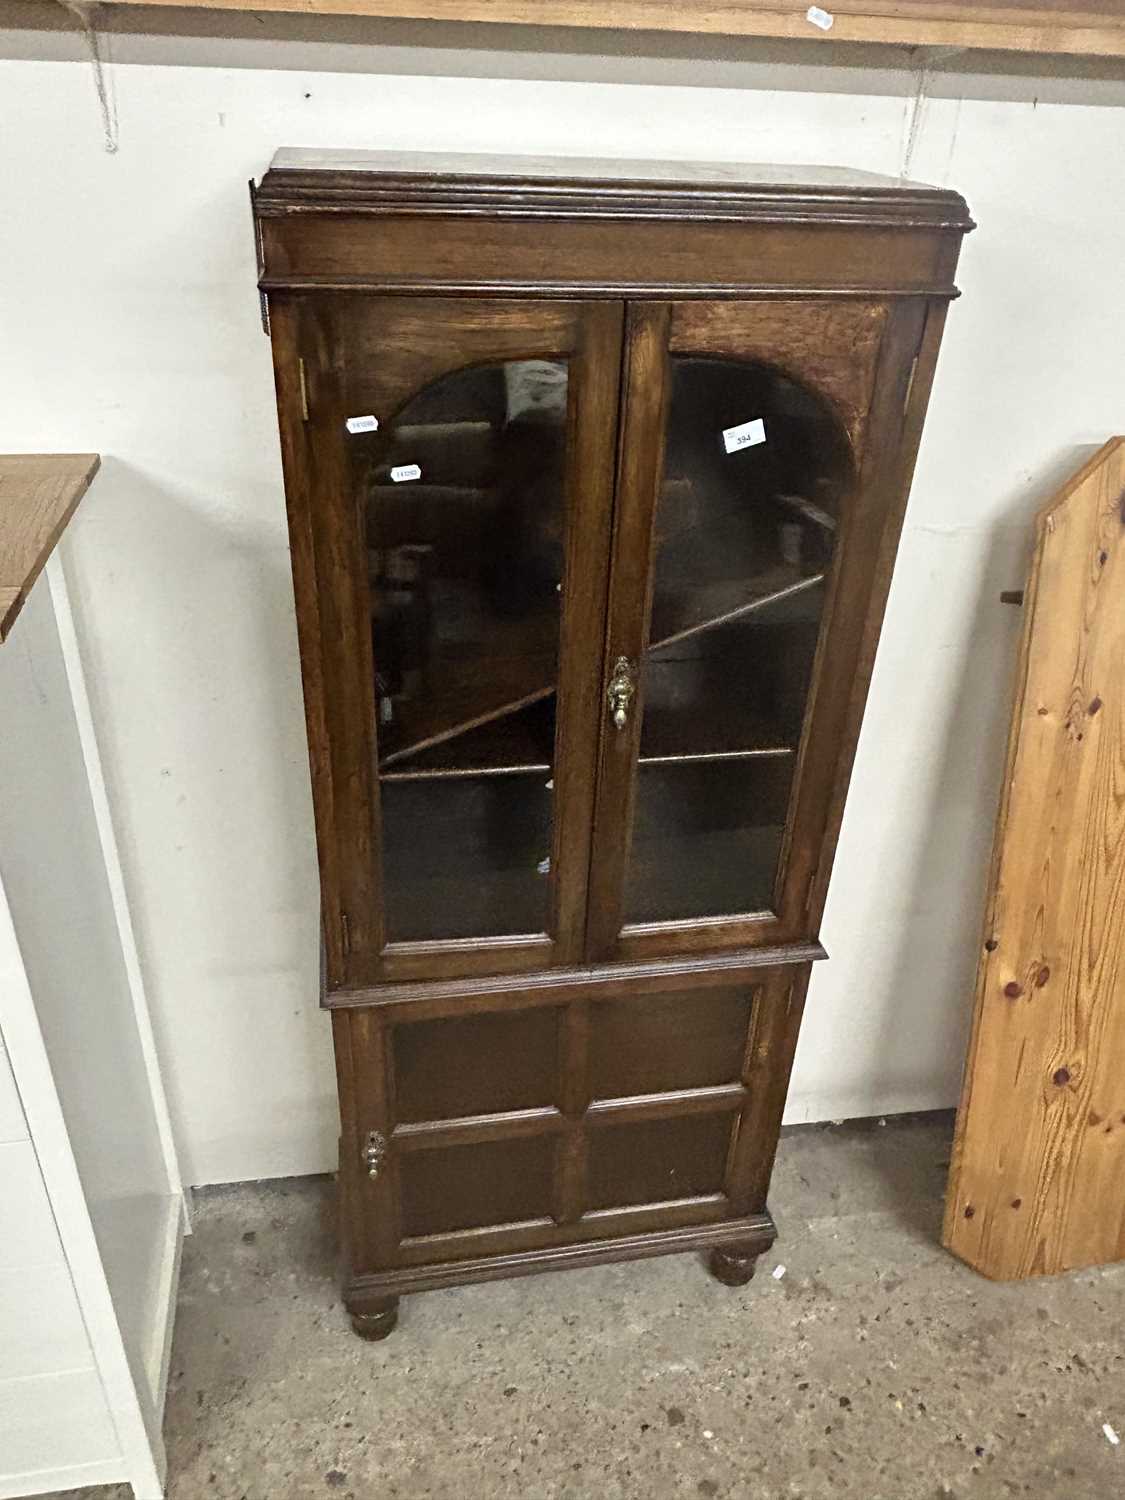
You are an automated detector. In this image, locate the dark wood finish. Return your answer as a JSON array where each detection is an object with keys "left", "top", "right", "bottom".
[
  {"left": 323, "top": 940, "right": 826, "bottom": 1016},
  {"left": 709, "top": 1244, "right": 764, "bottom": 1287},
  {"left": 667, "top": 299, "right": 887, "bottom": 448},
  {"left": 586, "top": 302, "right": 671, "bottom": 955},
  {"left": 349, "top": 1211, "right": 778, "bottom": 1299},
  {"left": 255, "top": 152, "right": 972, "bottom": 219},
  {"left": 271, "top": 294, "right": 621, "bottom": 986},
  {"left": 350, "top": 1299, "right": 399, "bottom": 1341},
  {"left": 255, "top": 150, "right": 969, "bottom": 1336},
  {"left": 262, "top": 216, "right": 959, "bottom": 301},
  {"left": 588, "top": 296, "right": 895, "bottom": 962}
]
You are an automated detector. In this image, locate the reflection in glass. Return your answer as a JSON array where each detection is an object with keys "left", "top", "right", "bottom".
[
  {"left": 358, "top": 360, "right": 568, "bottom": 942},
  {"left": 625, "top": 357, "right": 851, "bottom": 926}
]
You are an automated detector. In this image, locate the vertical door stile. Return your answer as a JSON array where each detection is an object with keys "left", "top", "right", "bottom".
[
  {"left": 585, "top": 302, "right": 672, "bottom": 959},
  {"left": 306, "top": 299, "right": 385, "bottom": 983},
  {"left": 554, "top": 998, "right": 591, "bottom": 1225},
  {"left": 347, "top": 1008, "right": 400, "bottom": 1268},
  {"left": 551, "top": 301, "right": 627, "bottom": 963}
]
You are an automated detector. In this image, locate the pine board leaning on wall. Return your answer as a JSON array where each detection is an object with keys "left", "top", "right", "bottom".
[{"left": 945, "top": 437, "right": 1125, "bottom": 1280}]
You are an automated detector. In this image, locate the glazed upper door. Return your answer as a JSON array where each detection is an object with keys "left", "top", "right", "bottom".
[
  {"left": 298, "top": 297, "right": 622, "bottom": 986},
  {"left": 587, "top": 299, "right": 893, "bottom": 962}
]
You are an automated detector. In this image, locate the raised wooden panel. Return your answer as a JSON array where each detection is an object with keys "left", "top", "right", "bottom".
[
  {"left": 586, "top": 1112, "right": 737, "bottom": 1211},
  {"left": 399, "top": 1136, "right": 556, "bottom": 1239},
  {"left": 589, "top": 986, "right": 754, "bottom": 1100},
  {"left": 392, "top": 1007, "right": 562, "bottom": 1123}
]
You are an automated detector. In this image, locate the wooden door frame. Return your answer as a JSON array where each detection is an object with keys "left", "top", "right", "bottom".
[
  {"left": 269, "top": 292, "right": 624, "bottom": 990},
  {"left": 586, "top": 295, "right": 933, "bottom": 963}
]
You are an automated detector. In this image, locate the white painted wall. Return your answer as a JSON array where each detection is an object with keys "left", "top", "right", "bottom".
[{"left": 1, "top": 14, "right": 1122, "bottom": 1182}]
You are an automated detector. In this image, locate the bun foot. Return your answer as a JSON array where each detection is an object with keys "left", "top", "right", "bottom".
[
  {"left": 709, "top": 1245, "right": 762, "bottom": 1287},
  {"left": 349, "top": 1297, "right": 399, "bottom": 1341}
]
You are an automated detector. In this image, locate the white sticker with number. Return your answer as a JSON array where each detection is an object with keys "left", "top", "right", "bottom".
[
  {"left": 345, "top": 414, "right": 379, "bottom": 434},
  {"left": 390, "top": 463, "right": 422, "bottom": 483},
  {"left": 722, "top": 417, "right": 766, "bottom": 455}
]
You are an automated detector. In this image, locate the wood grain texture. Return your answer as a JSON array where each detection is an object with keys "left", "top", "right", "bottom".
[
  {"left": 256, "top": 151, "right": 972, "bottom": 230},
  {"left": 255, "top": 157, "right": 968, "bottom": 1331},
  {"left": 261, "top": 217, "right": 957, "bottom": 300},
  {"left": 111, "top": 0, "right": 1125, "bottom": 59},
  {"left": 945, "top": 437, "right": 1125, "bottom": 1280},
  {"left": 0, "top": 454, "right": 99, "bottom": 642},
  {"left": 668, "top": 299, "right": 886, "bottom": 451}
]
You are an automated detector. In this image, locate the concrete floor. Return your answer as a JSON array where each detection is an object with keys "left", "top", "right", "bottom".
[{"left": 49, "top": 1114, "right": 1125, "bottom": 1500}]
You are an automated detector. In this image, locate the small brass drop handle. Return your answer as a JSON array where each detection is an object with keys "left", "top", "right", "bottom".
[
  {"left": 607, "top": 656, "right": 636, "bottom": 731},
  {"left": 364, "top": 1130, "right": 387, "bottom": 1181}
]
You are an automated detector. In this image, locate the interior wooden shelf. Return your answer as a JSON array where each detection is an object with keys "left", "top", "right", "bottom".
[
  {"left": 106, "top": 0, "right": 1125, "bottom": 59},
  {"left": 378, "top": 564, "right": 819, "bottom": 770},
  {"left": 640, "top": 704, "right": 794, "bottom": 765},
  {"left": 380, "top": 698, "right": 556, "bottom": 780},
  {"left": 650, "top": 568, "right": 825, "bottom": 653}
]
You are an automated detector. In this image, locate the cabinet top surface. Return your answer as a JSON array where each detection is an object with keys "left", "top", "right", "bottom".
[
  {"left": 0, "top": 455, "right": 100, "bottom": 644},
  {"left": 257, "top": 148, "right": 972, "bottom": 228}
]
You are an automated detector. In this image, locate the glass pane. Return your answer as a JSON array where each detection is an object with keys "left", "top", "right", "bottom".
[
  {"left": 624, "top": 357, "right": 850, "bottom": 926},
  {"left": 359, "top": 359, "right": 568, "bottom": 942}
]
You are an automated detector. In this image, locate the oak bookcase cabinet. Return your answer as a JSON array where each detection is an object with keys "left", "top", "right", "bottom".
[{"left": 253, "top": 150, "right": 971, "bottom": 1338}]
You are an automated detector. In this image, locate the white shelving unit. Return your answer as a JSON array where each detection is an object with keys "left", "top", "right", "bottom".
[{"left": 0, "top": 455, "right": 186, "bottom": 1500}]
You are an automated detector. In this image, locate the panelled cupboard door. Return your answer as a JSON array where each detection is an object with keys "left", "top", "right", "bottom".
[
  {"left": 587, "top": 298, "right": 904, "bottom": 961},
  {"left": 343, "top": 963, "right": 809, "bottom": 1277},
  {"left": 289, "top": 296, "right": 624, "bottom": 987}
]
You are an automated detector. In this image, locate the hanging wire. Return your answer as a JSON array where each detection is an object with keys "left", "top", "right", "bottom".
[
  {"left": 900, "top": 47, "right": 931, "bottom": 180},
  {"left": 60, "top": 1, "right": 119, "bottom": 153},
  {"left": 901, "top": 46, "right": 965, "bottom": 181}
]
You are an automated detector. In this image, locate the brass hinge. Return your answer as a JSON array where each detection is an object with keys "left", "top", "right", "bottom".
[
  {"left": 340, "top": 910, "right": 351, "bottom": 959},
  {"left": 298, "top": 357, "right": 310, "bottom": 422},
  {"left": 805, "top": 861, "right": 820, "bottom": 915},
  {"left": 259, "top": 290, "right": 271, "bottom": 337}
]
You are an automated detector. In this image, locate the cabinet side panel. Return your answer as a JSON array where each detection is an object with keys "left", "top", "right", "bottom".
[
  {"left": 728, "top": 964, "right": 813, "bottom": 1214},
  {"left": 802, "top": 298, "right": 950, "bottom": 931},
  {"left": 266, "top": 296, "right": 346, "bottom": 984},
  {"left": 779, "top": 297, "right": 937, "bottom": 934}
]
